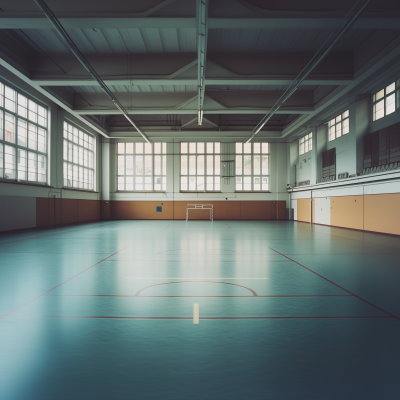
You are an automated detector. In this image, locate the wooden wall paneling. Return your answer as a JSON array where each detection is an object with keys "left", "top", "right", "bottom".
[
  {"left": 62, "top": 199, "right": 77, "bottom": 224},
  {"left": 112, "top": 201, "right": 174, "bottom": 220},
  {"left": 297, "top": 198, "right": 311, "bottom": 223},
  {"left": 277, "top": 201, "right": 286, "bottom": 220},
  {"left": 240, "top": 201, "right": 264, "bottom": 220},
  {"left": 78, "top": 200, "right": 99, "bottom": 222},
  {"left": 220, "top": 201, "right": 235, "bottom": 219},
  {"left": 36, "top": 198, "right": 50, "bottom": 227},
  {"left": 262, "top": 201, "right": 276, "bottom": 220},
  {"left": 364, "top": 193, "right": 400, "bottom": 235},
  {"left": 55, "top": 198, "right": 62, "bottom": 225},
  {"left": 330, "top": 195, "right": 363, "bottom": 230},
  {"left": 101, "top": 201, "right": 111, "bottom": 220}
]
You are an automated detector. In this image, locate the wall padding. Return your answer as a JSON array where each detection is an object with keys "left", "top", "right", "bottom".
[
  {"left": 110, "top": 201, "right": 286, "bottom": 220},
  {"left": 330, "top": 195, "right": 363, "bottom": 230},
  {"left": 297, "top": 199, "right": 311, "bottom": 223},
  {"left": 36, "top": 198, "right": 100, "bottom": 227},
  {"left": 364, "top": 193, "right": 400, "bottom": 235}
]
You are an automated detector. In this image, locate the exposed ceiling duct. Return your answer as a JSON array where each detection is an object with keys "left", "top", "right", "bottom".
[
  {"left": 244, "top": 0, "right": 372, "bottom": 143},
  {"left": 33, "top": 0, "right": 151, "bottom": 143}
]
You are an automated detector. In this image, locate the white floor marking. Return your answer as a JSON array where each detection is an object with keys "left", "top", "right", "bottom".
[{"left": 193, "top": 303, "right": 199, "bottom": 324}]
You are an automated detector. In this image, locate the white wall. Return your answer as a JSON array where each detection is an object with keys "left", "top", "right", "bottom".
[{"left": 109, "top": 141, "right": 289, "bottom": 204}]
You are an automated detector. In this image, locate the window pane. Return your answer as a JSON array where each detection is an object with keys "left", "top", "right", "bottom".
[
  {"left": 38, "top": 154, "right": 46, "bottom": 182},
  {"left": 189, "top": 143, "right": 196, "bottom": 154},
  {"left": 243, "top": 176, "right": 251, "bottom": 191},
  {"left": 189, "top": 176, "right": 196, "bottom": 191},
  {"left": 0, "top": 111, "right": 3, "bottom": 141},
  {"left": 253, "top": 143, "right": 260, "bottom": 153},
  {"left": 38, "top": 128, "right": 46, "bottom": 153},
  {"left": 126, "top": 156, "right": 134, "bottom": 175},
  {"left": 144, "top": 177, "right": 152, "bottom": 191},
  {"left": 375, "top": 89, "right": 384, "bottom": 101},
  {"left": 154, "top": 155, "right": 161, "bottom": 175},
  {"left": 236, "top": 176, "right": 242, "bottom": 191},
  {"left": 197, "top": 176, "right": 204, "bottom": 191},
  {"left": 336, "top": 122, "right": 342, "bottom": 138},
  {"left": 136, "top": 156, "right": 143, "bottom": 175},
  {"left": 243, "top": 155, "right": 251, "bottom": 175},
  {"left": 144, "top": 143, "right": 152, "bottom": 154},
  {"left": 206, "top": 176, "right": 213, "bottom": 190},
  {"left": 342, "top": 110, "right": 349, "bottom": 119},
  {"left": 27, "top": 152, "right": 37, "bottom": 181},
  {"left": 5, "top": 145, "right": 16, "bottom": 179},
  {"left": 262, "top": 177, "right": 268, "bottom": 191},
  {"left": 154, "top": 176, "right": 161, "bottom": 191},
  {"left": 144, "top": 155, "right": 152, "bottom": 175},
  {"left": 386, "top": 93, "right": 395, "bottom": 115},
  {"left": 17, "top": 149, "right": 27, "bottom": 181},
  {"left": 254, "top": 155, "right": 260, "bottom": 175},
  {"left": 5, "top": 86, "right": 16, "bottom": 112},
  {"left": 197, "top": 142, "right": 204, "bottom": 154},
  {"left": 235, "top": 143, "right": 242, "bottom": 154},
  {"left": 236, "top": 155, "right": 242, "bottom": 175},
  {"left": 181, "top": 142, "right": 188, "bottom": 153},
  {"left": 18, "top": 94, "right": 27, "bottom": 118},
  {"left": 214, "top": 155, "right": 220, "bottom": 175},
  {"left": 18, "top": 120, "right": 27, "bottom": 147},
  {"left": 254, "top": 176, "right": 260, "bottom": 191},
  {"left": 343, "top": 118, "right": 349, "bottom": 135},
  {"left": 162, "top": 143, "right": 167, "bottom": 154},
  {"left": 207, "top": 155, "right": 213, "bottom": 175},
  {"left": 374, "top": 99, "right": 384, "bottom": 120},
  {"left": 154, "top": 143, "right": 161, "bottom": 154},
  {"left": 262, "top": 143, "right": 269, "bottom": 154},
  {"left": 189, "top": 155, "right": 196, "bottom": 175},
  {"left": 181, "top": 176, "right": 188, "bottom": 191},
  {"left": 136, "top": 143, "right": 143, "bottom": 154},
  {"left": 122, "top": 143, "right": 131, "bottom": 154},
  {"left": 162, "top": 156, "right": 166, "bottom": 176},
  {"left": 214, "top": 142, "right": 220, "bottom": 154},
  {"left": 197, "top": 155, "right": 204, "bottom": 175},
  {"left": 262, "top": 156, "right": 268, "bottom": 175},
  {"left": 5, "top": 113, "right": 16, "bottom": 143},
  {"left": 117, "top": 143, "right": 125, "bottom": 153},
  {"left": 181, "top": 156, "right": 187, "bottom": 175},
  {"left": 118, "top": 177, "right": 125, "bottom": 190},
  {"left": 206, "top": 143, "right": 213, "bottom": 153},
  {"left": 243, "top": 143, "right": 251, "bottom": 154},
  {"left": 135, "top": 176, "right": 143, "bottom": 190},
  {"left": 28, "top": 124, "right": 37, "bottom": 149},
  {"left": 214, "top": 176, "right": 220, "bottom": 191},
  {"left": 386, "top": 82, "right": 395, "bottom": 94}
]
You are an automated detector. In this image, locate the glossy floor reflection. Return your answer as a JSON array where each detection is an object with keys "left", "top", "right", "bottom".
[{"left": 1, "top": 220, "right": 400, "bottom": 400}]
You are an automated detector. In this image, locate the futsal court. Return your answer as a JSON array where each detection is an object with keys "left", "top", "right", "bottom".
[{"left": 1, "top": 220, "right": 400, "bottom": 400}]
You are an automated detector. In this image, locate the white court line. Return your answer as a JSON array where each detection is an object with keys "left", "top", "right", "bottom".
[
  {"left": 123, "top": 278, "right": 269, "bottom": 279},
  {"left": 193, "top": 303, "right": 199, "bottom": 324}
]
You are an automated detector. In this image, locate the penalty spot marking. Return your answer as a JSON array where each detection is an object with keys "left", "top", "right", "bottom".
[{"left": 193, "top": 303, "right": 199, "bottom": 324}]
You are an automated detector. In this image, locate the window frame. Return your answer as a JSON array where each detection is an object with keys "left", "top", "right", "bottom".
[
  {"left": 117, "top": 142, "right": 167, "bottom": 192},
  {"left": 0, "top": 79, "right": 49, "bottom": 185},
  {"left": 328, "top": 110, "right": 349, "bottom": 142},
  {"left": 372, "top": 80, "right": 399, "bottom": 122},
  {"left": 299, "top": 133, "right": 313, "bottom": 155},
  {"left": 235, "top": 142, "right": 269, "bottom": 192},
  {"left": 180, "top": 142, "right": 221, "bottom": 192},
  {"left": 63, "top": 121, "right": 96, "bottom": 191}
]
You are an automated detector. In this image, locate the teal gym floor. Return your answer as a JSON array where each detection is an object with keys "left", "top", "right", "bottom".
[{"left": 1, "top": 220, "right": 400, "bottom": 399}]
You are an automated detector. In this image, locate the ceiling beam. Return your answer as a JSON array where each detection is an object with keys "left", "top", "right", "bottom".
[
  {"left": 196, "top": 0, "right": 209, "bottom": 125},
  {"left": 2, "top": 17, "right": 400, "bottom": 30}
]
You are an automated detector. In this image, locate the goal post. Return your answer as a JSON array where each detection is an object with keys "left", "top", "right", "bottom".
[{"left": 186, "top": 204, "right": 214, "bottom": 221}]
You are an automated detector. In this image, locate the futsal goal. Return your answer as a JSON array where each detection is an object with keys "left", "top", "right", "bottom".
[{"left": 185, "top": 204, "right": 214, "bottom": 221}]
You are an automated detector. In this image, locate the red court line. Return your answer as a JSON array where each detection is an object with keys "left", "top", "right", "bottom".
[
  {"left": 268, "top": 247, "right": 400, "bottom": 322},
  {"left": 11, "top": 315, "right": 392, "bottom": 320},
  {"left": 46, "top": 294, "right": 353, "bottom": 298},
  {"left": 224, "top": 223, "right": 234, "bottom": 230},
  {"left": 135, "top": 280, "right": 258, "bottom": 297},
  {"left": 0, "top": 246, "right": 130, "bottom": 321}
]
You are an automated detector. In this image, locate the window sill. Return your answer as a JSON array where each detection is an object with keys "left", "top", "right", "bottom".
[
  {"left": 235, "top": 191, "right": 271, "bottom": 193},
  {"left": 180, "top": 191, "right": 222, "bottom": 193},
  {"left": 62, "top": 187, "right": 98, "bottom": 193},
  {"left": 116, "top": 191, "right": 167, "bottom": 193},
  {"left": 0, "top": 178, "right": 52, "bottom": 188}
]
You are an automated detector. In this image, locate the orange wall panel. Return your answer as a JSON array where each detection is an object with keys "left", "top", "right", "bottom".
[
  {"left": 112, "top": 201, "right": 173, "bottom": 220},
  {"left": 330, "top": 195, "right": 363, "bottom": 230},
  {"left": 364, "top": 193, "right": 400, "bottom": 235},
  {"left": 277, "top": 201, "right": 286, "bottom": 220},
  {"left": 297, "top": 199, "right": 311, "bottom": 223},
  {"left": 240, "top": 201, "right": 264, "bottom": 220}
]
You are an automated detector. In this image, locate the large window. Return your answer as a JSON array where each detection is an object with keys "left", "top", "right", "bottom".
[
  {"left": 373, "top": 81, "right": 398, "bottom": 121},
  {"left": 63, "top": 122, "right": 95, "bottom": 190},
  {"left": 117, "top": 142, "right": 166, "bottom": 191},
  {"left": 235, "top": 142, "right": 269, "bottom": 191},
  {"left": 180, "top": 142, "right": 220, "bottom": 191},
  {"left": 299, "top": 132, "right": 312, "bottom": 155},
  {"left": 328, "top": 110, "right": 349, "bottom": 142},
  {"left": 0, "top": 81, "right": 48, "bottom": 184}
]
